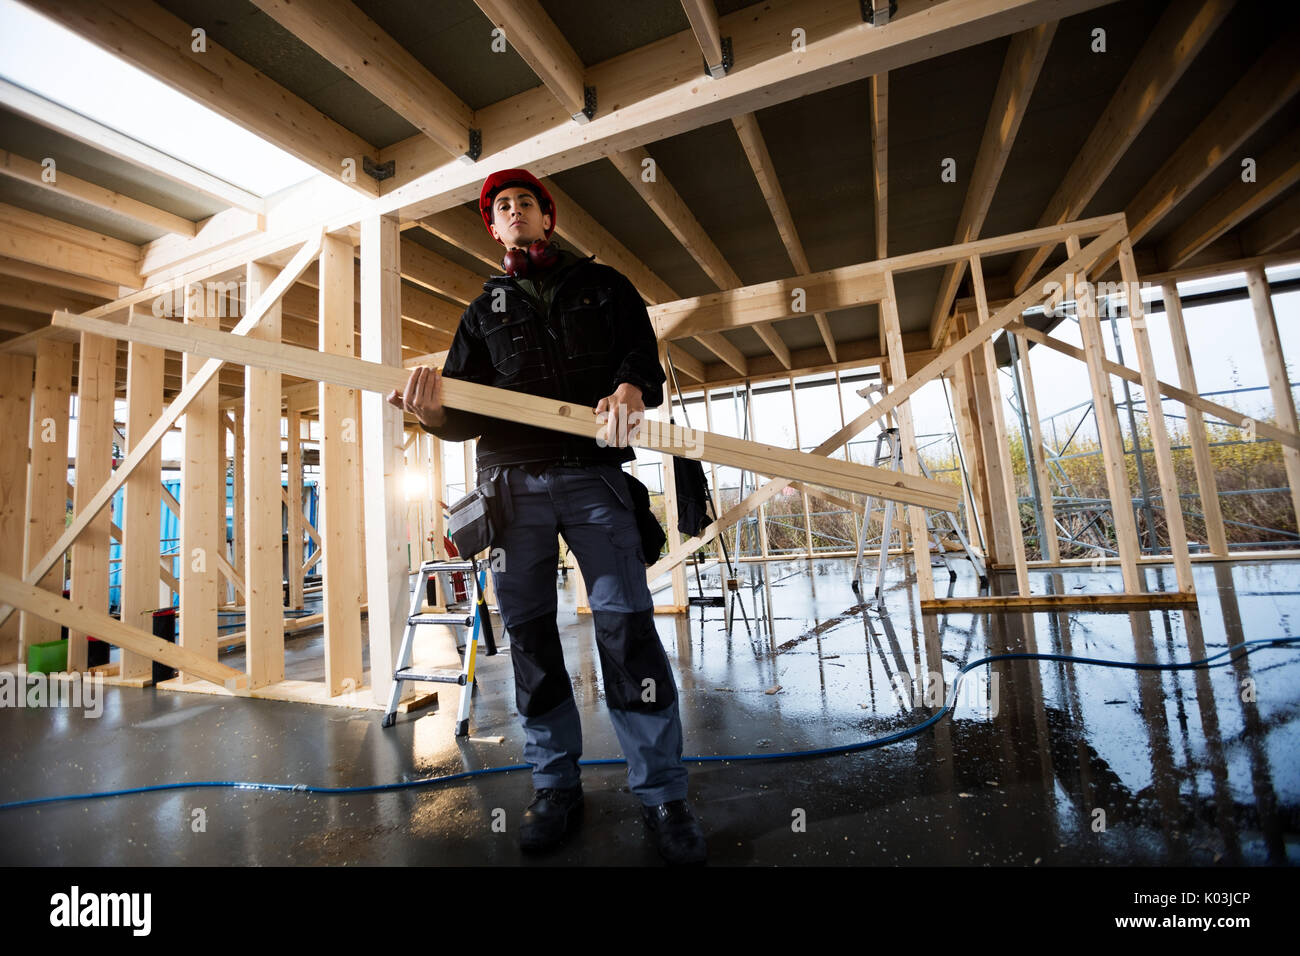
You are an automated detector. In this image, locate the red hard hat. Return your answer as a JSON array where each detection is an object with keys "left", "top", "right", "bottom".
[{"left": 479, "top": 169, "right": 557, "bottom": 243}]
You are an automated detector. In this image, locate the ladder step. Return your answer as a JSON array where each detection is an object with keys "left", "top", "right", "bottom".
[
  {"left": 394, "top": 666, "right": 467, "bottom": 685},
  {"left": 408, "top": 613, "right": 474, "bottom": 627},
  {"left": 421, "top": 560, "right": 475, "bottom": 573}
]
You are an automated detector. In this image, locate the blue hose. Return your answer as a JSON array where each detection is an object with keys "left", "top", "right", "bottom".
[{"left": 2, "top": 636, "right": 1295, "bottom": 812}]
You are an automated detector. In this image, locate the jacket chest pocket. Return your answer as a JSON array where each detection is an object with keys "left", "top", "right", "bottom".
[
  {"left": 482, "top": 313, "right": 546, "bottom": 377},
  {"left": 559, "top": 288, "right": 614, "bottom": 360}
]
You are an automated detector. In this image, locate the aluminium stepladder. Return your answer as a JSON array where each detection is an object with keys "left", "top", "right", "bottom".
[{"left": 381, "top": 558, "right": 497, "bottom": 735}]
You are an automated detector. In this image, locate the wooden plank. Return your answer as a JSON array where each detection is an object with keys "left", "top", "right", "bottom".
[
  {"left": 0, "top": 148, "right": 196, "bottom": 236},
  {"left": 0, "top": 256, "right": 119, "bottom": 300},
  {"left": 0, "top": 275, "right": 103, "bottom": 316},
  {"left": 1012, "top": 330, "right": 1059, "bottom": 563},
  {"left": 788, "top": 377, "right": 813, "bottom": 553},
  {"left": 658, "top": 345, "right": 688, "bottom": 607},
  {"left": 56, "top": 309, "right": 962, "bottom": 512},
  {"left": 1008, "top": 0, "right": 1234, "bottom": 292},
  {"left": 695, "top": 332, "right": 747, "bottom": 377},
  {"left": 681, "top": 0, "right": 726, "bottom": 75},
  {"left": 244, "top": 261, "right": 285, "bottom": 688},
  {"left": 970, "top": 256, "right": 1030, "bottom": 594},
  {"left": 286, "top": 398, "right": 305, "bottom": 609},
  {"left": 945, "top": 324, "right": 991, "bottom": 556},
  {"left": 20, "top": 339, "right": 73, "bottom": 656},
  {"left": 1243, "top": 188, "right": 1300, "bottom": 256},
  {"left": 0, "top": 77, "right": 264, "bottom": 214},
  {"left": 928, "top": 22, "right": 1056, "bottom": 348},
  {"left": 0, "top": 571, "right": 246, "bottom": 688},
  {"left": 318, "top": 233, "right": 365, "bottom": 695},
  {"left": 418, "top": 208, "right": 504, "bottom": 273},
  {"left": 0, "top": 202, "right": 141, "bottom": 288},
  {"left": 921, "top": 592, "right": 1198, "bottom": 613},
  {"left": 880, "top": 271, "right": 935, "bottom": 601},
  {"left": 39, "top": 0, "right": 378, "bottom": 197},
  {"left": 963, "top": 310, "right": 1014, "bottom": 566},
  {"left": 231, "top": 406, "right": 245, "bottom": 593},
  {"left": 471, "top": 0, "right": 588, "bottom": 118},
  {"left": 870, "top": 71, "right": 887, "bottom": 260},
  {"left": 1069, "top": 235, "right": 1142, "bottom": 592},
  {"left": 0, "top": 353, "right": 33, "bottom": 661},
  {"left": 119, "top": 330, "right": 164, "bottom": 680},
  {"left": 400, "top": 240, "right": 488, "bottom": 306},
  {"left": 1117, "top": 240, "right": 1195, "bottom": 592},
  {"left": 68, "top": 333, "right": 115, "bottom": 671},
  {"left": 1245, "top": 266, "right": 1300, "bottom": 522},
  {"left": 179, "top": 283, "right": 221, "bottom": 679},
  {"left": 361, "top": 213, "right": 410, "bottom": 704},
  {"left": 0, "top": 233, "right": 323, "bottom": 632},
  {"left": 1162, "top": 281, "right": 1227, "bottom": 556},
  {"left": 248, "top": 0, "right": 474, "bottom": 158}
]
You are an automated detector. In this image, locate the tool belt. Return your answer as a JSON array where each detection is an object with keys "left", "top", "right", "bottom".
[{"left": 447, "top": 473, "right": 513, "bottom": 558}]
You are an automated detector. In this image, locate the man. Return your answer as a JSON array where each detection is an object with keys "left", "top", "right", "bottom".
[{"left": 388, "top": 169, "right": 706, "bottom": 865}]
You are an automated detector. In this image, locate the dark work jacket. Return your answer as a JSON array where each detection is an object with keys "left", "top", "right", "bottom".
[{"left": 420, "top": 252, "right": 667, "bottom": 471}]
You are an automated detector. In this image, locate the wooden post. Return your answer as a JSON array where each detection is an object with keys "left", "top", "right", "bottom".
[
  {"left": 657, "top": 344, "right": 687, "bottom": 607},
  {"left": 431, "top": 436, "right": 447, "bottom": 560},
  {"left": 1163, "top": 281, "right": 1227, "bottom": 556},
  {"left": 178, "top": 289, "right": 221, "bottom": 680},
  {"left": 742, "top": 382, "right": 770, "bottom": 560},
  {"left": 120, "top": 328, "right": 163, "bottom": 680},
  {"left": 1069, "top": 235, "right": 1142, "bottom": 591},
  {"left": 1116, "top": 239, "right": 1194, "bottom": 593},
  {"left": 790, "top": 376, "right": 814, "bottom": 556},
  {"left": 1013, "top": 330, "right": 1060, "bottom": 563},
  {"left": 880, "top": 271, "right": 936, "bottom": 602},
  {"left": 21, "top": 340, "right": 73, "bottom": 657},
  {"left": 244, "top": 260, "right": 285, "bottom": 688},
  {"left": 69, "top": 333, "right": 116, "bottom": 672},
  {"left": 361, "top": 212, "right": 410, "bottom": 706},
  {"left": 971, "top": 255, "right": 1030, "bottom": 595},
  {"left": 962, "top": 310, "right": 1015, "bottom": 568},
  {"left": 703, "top": 390, "right": 721, "bottom": 563},
  {"left": 943, "top": 334, "right": 987, "bottom": 557},
  {"left": 318, "top": 233, "right": 364, "bottom": 695},
  {"left": 286, "top": 397, "right": 305, "bottom": 609},
  {"left": 231, "top": 405, "right": 245, "bottom": 588},
  {"left": 1245, "top": 266, "right": 1300, "bottom": 523},
  {"left": 0, "top": 354, "right": 34, "bottom": 662}
]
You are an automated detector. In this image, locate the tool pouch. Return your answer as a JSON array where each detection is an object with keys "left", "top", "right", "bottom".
[{"left": 447, "top": 471, "right": 512, "bottom": 557}]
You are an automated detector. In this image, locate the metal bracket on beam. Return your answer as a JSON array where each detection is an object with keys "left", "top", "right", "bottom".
[
  {"left": 362, "top": 156, "right": 395, "bottom": 181},
  {"left": 572, "top": 85, "right": 596, "bottom": 124},
  {"left": 706, "top": 36, "right": 733, "bottom": 79},
  {"left": 461, "top": 128, "right": 482, "bottom": 165},
  {"left": 860, "top": 1, "right": 897, "bottom": 24}
]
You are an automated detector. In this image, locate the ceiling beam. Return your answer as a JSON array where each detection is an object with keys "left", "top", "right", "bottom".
[
  {"left": 0, "top": 275, "right": 103, "bottom": 315},
  {"left": 663, "top": 343, "right": 705, "bottom": 383},
  {"left": 1242, "top": 188, "right": 1300, "bottom": 256},
  {"left": 1160, "top": 125, "right": 1300, "bottom": 270},
  {"left": 0, "top": 148, "right": 197, "bottom": 237},
  {"left": 694, "top": 332, "right": 747, "bottom": 376},
  {"left": 1008, "top": 0, "right": 1235, "bottom": 293},
  {"left": 0, "top": 256, "right": 121, "bottom": 299},
  {"left": 471, "top": 0, "right": 590, "bottom": 121},
  {"left": 680, "top": 0, "right": 727, "bottom": 78},
  {"left": 398, "top": 240, "right": 487, "bottom": 306},
  {"left": 26, "top": 0, "right": 379, "bottom": 197},
  {"left": 418, "top": 206, "right": 504, "bottom": 272},
  {"left": 0, "top": 201, "right": 141, "bottom": 288},
  {"left": 926, "top": 22, "right": 1056, "bottom": 348},
  {"left": 247, "top": 0, "right": 476, "bottom": 160}
]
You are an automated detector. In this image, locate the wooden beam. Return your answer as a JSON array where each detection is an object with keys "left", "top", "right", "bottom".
[
  {"left": 360, "top": 213, "right": 409, "bottom": 705},
  {"left": 244, "top": 261, "right": 285, "bottom": 688},
  {"left": 138, "top": 208, "right": 266, "bottom": 278},
  {"left": 0, "top": 149, "right": 196, "bottom": 237},
  {"left": 318, "top": 233, "right": 365, "bottom": 694},
  {"left": 248, "top": 0, "right": 475, "bottom": 158},
  {"left": 695, "top": 331, "right": 747, "bottom": 377},
  {"left": 870, "top": 71, "right": 887, "bottom": 261},
  {"left": 664, "top": 343, "right": 705, "bottom": 384},
  {"left": 119, "top": 327, "right": 164, "bottom": 680},
  {"left": 0, "top": 76, "right": 264, "bottom": 214},
  {"left": 399, "top": 240, "right": 486, "bottom": 305},
  {"left": 1161, "top": 281, "right": 1227, "bottom": 557},
  {"left": 1242, "top": 188, "right": 1300, "bottom": 256},
  {"left": 0, "top": 201, "right": 141, "bottom": 288},
  {"left": 928, "top": 23, "right": 1056, "bottom": 348},
  {"left": 0, "top": 571, "right": 246, "bottom": 687},
  {"left": 0, "top": 256, "right": 120, "bottom": 300},
  {"left": 1012, "top": 330, "right": 1059, "bottom": 563},
  {"left": 54, "top": 309, "right": 961, "bottom": 511},
  {"left": 681, "top": 0, "right": 727, "bottom": 77},
  {"left": 35, "top": 0, "right": 379, "bottom": 197},
  {"left": 68, "top": 333, "right": 116, "bottom": 671},
  {"left": 1008, "top": 0, "right": 1234, "bottom": 293},
  {"left": 1069, "top": 235, "right": 1141, "bottom": 591},
  {"left": 418, "top": 207, "right": 504, "bottom": 272},
  {"left": 1245, "top": 266, "right": 1300, "bottom": 522},
  {"left": 0, "top": 233, "right": 324, "bottom": 632},
  {"left": 971, "top": 256, "right": 1029, "bottom": 593},
  {"left": 0, "top": 275, "right": 101, "bottom": 317},
  {"left": 0, "top": 354, "right": 33, "bottom": 661},
  {"left": 285, "top": 399, "right": 305, "bottom": 610},
  {"left": 1117, "top": 240, "right": 1195, "bottom": 592},
  {"left": 921, "top": 591, "right": 1198, "bottom": 613},
  {"left": 471, "top": 0, "right": 589, "bottom": 120},
  {"left": 1160, "top": 126, "right": 1300, "bottom": 269}
]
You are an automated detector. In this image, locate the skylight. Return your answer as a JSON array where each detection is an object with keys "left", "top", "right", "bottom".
[{"left": 0, "top": 0, "right": 317, "bottom": 197}]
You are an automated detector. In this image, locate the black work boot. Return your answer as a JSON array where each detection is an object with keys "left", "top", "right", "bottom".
[
  {"left": 519, "top": 785, "right": 584, "bottom": 853},
  {"left": 641, "top": 799, "right": 707, "bottom": 865}
]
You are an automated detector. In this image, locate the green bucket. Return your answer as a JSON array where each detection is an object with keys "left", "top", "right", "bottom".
[{"left": 27, "top": 639, "right": 67, "bottom": 675}]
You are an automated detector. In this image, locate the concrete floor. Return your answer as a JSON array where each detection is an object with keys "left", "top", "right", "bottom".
[{"left": 1, "top": 556, "right": 1297, "bottom": 866}]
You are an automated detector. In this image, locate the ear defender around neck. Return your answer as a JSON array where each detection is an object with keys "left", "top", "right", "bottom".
[{"left": 503, "top": 238, "right": 560, "bottom": 278}]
